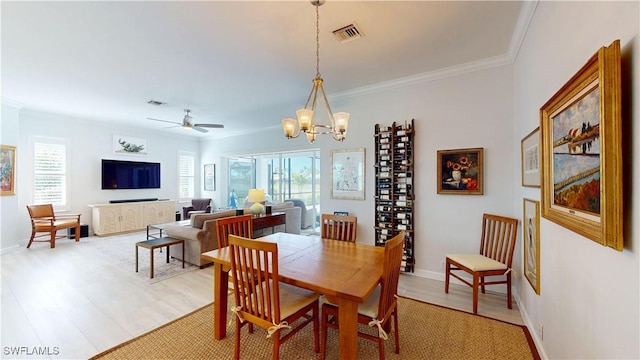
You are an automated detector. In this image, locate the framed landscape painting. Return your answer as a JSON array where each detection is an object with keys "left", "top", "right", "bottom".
[
  {"left": 540, "top": 40, "right": 622, "bottom": 251},
  {"left": 437, "top": 147, "right": 483, "bottom": 195}
]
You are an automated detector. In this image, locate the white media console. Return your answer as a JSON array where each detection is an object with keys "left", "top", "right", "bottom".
[{"left": 89, "top": 200, "right": 177, "bottom": 236}]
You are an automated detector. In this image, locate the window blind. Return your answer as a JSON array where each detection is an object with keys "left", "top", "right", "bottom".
[
  {"left": 34, "top": 141, "right": 67, "bottom": 205},
  {"left": 179, "top": 153, "right": 194, "bottom": 198}
]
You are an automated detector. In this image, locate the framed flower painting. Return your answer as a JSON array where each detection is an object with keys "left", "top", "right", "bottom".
[{"left": 437, "top": 147, "right": 483, "bottom": 195}]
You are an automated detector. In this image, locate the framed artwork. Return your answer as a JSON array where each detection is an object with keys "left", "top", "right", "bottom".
[
  {"left": 113, "top": 135, "right": 148, "bottom": 155},
  {"left": 204, "top": 164, "right": 216, "bottom": 191},
  {"left": 437, "top": 147, "right": 483, "bottom": 195},
  {"left": 0, "top": 145, "right": 16, "bottom": 196},
  {"left": 330, "top": 148, "right": 365, "bottom": 200},
  {"left": 521, "top": 127, "right": 541, "bottom": 188},
  {"left": 523, "top": 198, "right": 540, "bottom": 295},
  {"left": 540, "top": 40, "right": 623, "bottom": 251}
]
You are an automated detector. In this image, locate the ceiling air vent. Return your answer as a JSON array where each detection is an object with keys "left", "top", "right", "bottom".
[
  {"left": 332, "top": 22, "right": 364, "bottom": 43},
  {"left": 147, "top": 100, "right": 166, "bottom": 106}
]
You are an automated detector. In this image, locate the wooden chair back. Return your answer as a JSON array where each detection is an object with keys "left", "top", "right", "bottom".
[
  {"left": 228, "top": 234, "right": 281, "bottom": 329},
  {"left": 377, "top": 231, "right": 405, "bottom": 320},
  {"left": 321, "top": 214, "right": 357, "bottom": 242},
  {"left": 216, "top": 214, "right": 253, "bottom": 248},
  {"left": 479, "top": 213, "right": 518, "bottom": 267},
  {"left": 27, "top": 204, "right": 55, "bottom": 220}
]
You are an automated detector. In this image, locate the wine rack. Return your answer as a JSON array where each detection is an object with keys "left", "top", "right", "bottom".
[{"left": 374, "top": 119, "right": 415, "bottom": 273}]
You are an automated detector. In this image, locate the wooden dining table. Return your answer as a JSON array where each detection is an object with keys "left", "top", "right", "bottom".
[{"left": 201, "top": 232, "right": 384, "bottom": 360}]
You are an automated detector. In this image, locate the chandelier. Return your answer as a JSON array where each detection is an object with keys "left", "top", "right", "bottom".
[{"left": 281, "top": 0, "right": 350, "bottom": 144}]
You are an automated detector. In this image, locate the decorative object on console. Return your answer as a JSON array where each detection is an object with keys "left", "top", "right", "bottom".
[
  {"left": 437, "top": 147, "right": 483, "bottom": 195},
  {"left": 247, "top": 189, "right": 266, "bottom": 215},
  {"left": 330, "top": 148, "right": 365, "bottom": 200},
  {"left": 113, "top": 135, "right": 147, "bottom": 155},
  {"left": 0, "top": 145, "right": 16, "bottom": 196},
  {"left": 280, "top": 0, "right": 349, "bottom": 144},
  {"left": 540, "top": 40, "right": 622, "bottom": 251}
]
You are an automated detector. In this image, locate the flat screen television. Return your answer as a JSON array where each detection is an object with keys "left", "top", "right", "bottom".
[{"left": 101, "top": 159, "right": 161, "bottom": 190}]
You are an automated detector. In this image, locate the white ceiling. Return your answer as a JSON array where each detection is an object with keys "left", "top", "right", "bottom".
[{"left": 1, "top": 1, "right": 530, "bottom": 138}]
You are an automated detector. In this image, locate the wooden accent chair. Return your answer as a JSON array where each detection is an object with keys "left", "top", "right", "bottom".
[
  {"left": 228, "top": 235, "right": 320, "bottom": 360},
  {"left": 26, "top": 204, "right": 81, "bottom": 249},
  {"left": 320, "top": 213, "right": 357, "bottom": 242},
  {"left": 320, "top": 231, "right": 405, "bottom": 360},
  {"left": 445, "top": 213, "right": 519, "bottom": 314}
]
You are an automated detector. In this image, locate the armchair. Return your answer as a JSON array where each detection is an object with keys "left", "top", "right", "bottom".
[
  {"left": 26, "top": 204, "right": 81, "bottom": 248},
  {"left": 182, "top": 198, "right": 212, "bottom": 220}
]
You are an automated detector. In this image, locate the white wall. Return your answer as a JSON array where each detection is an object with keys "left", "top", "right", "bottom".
[
  {"left": 0, "top": 102, "right": 21, "bottom": 247},
  {"left": 0, "top": 109, "right": 201, "bottom": 249},
  {"left": 514, "top": 1, "right": 639, "bottom": 359},
  {"left": 202, "top": 64, "right": 518, "bottom": 283}
]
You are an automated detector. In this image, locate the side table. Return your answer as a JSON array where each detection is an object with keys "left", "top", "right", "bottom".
[{"left": 135, "top": 237, "right": 185, "bottom": 279}]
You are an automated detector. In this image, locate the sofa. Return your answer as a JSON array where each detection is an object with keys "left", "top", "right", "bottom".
[{"left": 164, "top": 201, "right": 301, "bottom": 267}]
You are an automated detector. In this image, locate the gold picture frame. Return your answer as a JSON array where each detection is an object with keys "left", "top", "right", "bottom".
[
  {"left": 540, "top": 40, "right": 623, "bottom": 251},
  {"left": 437, "top": 147, "right": 483, "bottom": 195},
  {"left": 330, "top": 148, "right": 365, "bottom": 200},
  {"left": 521, "top": 127, "right": 540, "bottom": 188},
  {"left": 523, "top": 198, "right": 540, "bottom": 295},
  {"left": 1, "top": 145, "right": 16, "bottom": 196}
]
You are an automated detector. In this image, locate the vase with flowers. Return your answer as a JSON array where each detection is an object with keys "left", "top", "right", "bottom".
[{"left": 445, "top": 156, "right": 478, "bottom": 190}]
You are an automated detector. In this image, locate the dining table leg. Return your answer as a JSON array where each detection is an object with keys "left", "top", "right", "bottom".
[
  {"left": 213, "top": 263, "right": 229, "bottom": 339},
  {"left": 337, "top": 297, "right": 359, "bottom": 359}
]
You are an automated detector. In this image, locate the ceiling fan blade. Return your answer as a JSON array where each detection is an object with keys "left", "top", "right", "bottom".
[
  {"left": 194, "top": 123, "right": 224, "bottom": 128},
  {"left": 192, "top": 126, "right": 209, "bottom": 133},
  {"left": 148, "top": 117, "right": 181, "bottom": 125}
]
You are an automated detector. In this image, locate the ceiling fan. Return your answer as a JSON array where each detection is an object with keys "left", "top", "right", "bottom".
[{"left": 147, "top": 109, "right": 224, "bottom": 133}]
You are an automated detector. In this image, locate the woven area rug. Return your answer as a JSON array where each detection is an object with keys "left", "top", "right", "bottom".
[
  {"left": 77, "top": 232, "right": 198, "bottom": 283},
  {"left": 91, "top": 296, "right": 539, "bottom": 360}
]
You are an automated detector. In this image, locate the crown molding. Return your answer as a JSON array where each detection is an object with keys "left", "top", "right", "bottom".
[{"left": 330, "top": 0, "right": 538, "bottom": 102}]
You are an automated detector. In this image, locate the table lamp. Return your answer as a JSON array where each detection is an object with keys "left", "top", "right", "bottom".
[{"left": 247, "top": 189, "right": 266, "bottom": 215}]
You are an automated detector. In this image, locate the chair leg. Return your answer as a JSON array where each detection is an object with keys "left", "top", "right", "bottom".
[
  {"left": 320, "top": 308, "right": 328, "bottom": 360},
  {"left": 50, "top": 229, "right": 56, "bottom": 248},
  {"left": 272, "top": 332, "right": 280, "bottom": 360},
  {"left": 444, "top": 260, "right": 450, "bottom": 293},
  {"left": 507, "top": 273, "right": 513, "bottom": 309},
  {"left": 313, "top": 302, "right": 320, "bottom": 353},
  {"left": 27, "top": 229, "right": 36, "bottom": 248},
  {"left": 234, "top": 319, "right": 241, "bottom": 360},
  {"left": 393, "top": 306, "right": 400, "bottom": 354},
  {"left": 472, "top": 273, "right": 479, "bottom": 314},
  {"left": 481, "top": 276, "right": 486, "bottom": 293},
  {"left": 74, "top": 224, "right": 80, "bottom": 242},
  {"left": 378, "top": 335, "right": 385, "bottom": 360}
]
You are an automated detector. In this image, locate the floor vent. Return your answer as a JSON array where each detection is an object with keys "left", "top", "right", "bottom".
[
  {"left": 332, "top": 22, "right": 364, "bottom": 43},
  {"left": 147, "top": 100, "right": 166, "bottom": 106}
]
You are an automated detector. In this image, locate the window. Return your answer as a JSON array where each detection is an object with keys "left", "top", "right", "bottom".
[
  {"left": 178, "top": 152, "right": 195, "bottom": 199},
  {"left": 33, "top": 138, "right": 68, "bottom": 207}
]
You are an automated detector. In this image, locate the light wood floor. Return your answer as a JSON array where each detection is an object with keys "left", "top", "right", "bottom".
[{"left": 0, "top": 233, "right": 522, "bottom": 360}]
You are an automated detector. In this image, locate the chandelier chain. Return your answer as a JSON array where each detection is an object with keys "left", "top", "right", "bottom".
[{"left": 315, "top": 4, "right": 320, "bottom": 78}]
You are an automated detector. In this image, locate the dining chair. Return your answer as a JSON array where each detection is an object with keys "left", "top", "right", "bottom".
[
  {"left": 215, "top": 214, "right": 253, "bottom": 248},
  {"left": 320, "top": 213, "right": 357, "bottom": 242},
  {"left": 228, "top": 234, "right": 320, "bottom": 360},
  {"left": 26, "top": 204, "right": 81, "bottom": 249},
  {"left": 445, "top": 213, "right": 518, "bottom": 314},
  {"left": 320, "top": 231, "right": 405, "bottom": 360}
]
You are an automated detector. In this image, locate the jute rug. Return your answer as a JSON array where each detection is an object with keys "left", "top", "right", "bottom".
[
  {"left": 77, "top": 232, "right": 198, "bottom": 283},
  {"left": 91, "top": 296, "right": 539, "bottom": 360}
]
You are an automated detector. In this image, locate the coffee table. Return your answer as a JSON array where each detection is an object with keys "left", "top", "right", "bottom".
[{"left": 135, "top": 237, "right": 185, "bottom": 278}]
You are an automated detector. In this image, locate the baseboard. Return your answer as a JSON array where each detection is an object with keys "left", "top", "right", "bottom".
[{"left": 0, "top": 243, "right": 21, "bottom": 255}]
